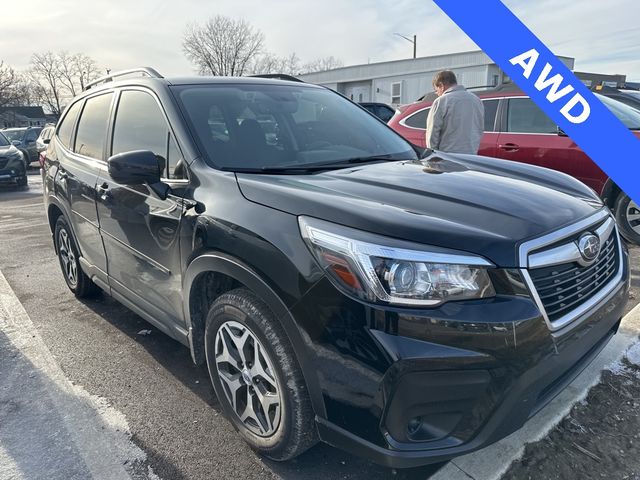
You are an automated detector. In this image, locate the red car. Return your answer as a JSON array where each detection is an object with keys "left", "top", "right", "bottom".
[{"left": 388, "top": 88, "right": 640, "bottom": 244}]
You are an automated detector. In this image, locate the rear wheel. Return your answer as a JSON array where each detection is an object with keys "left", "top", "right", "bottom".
[
  {"left": 54, "top": 216, "right": 100, "bottom": 297},
  {"left": 205, "top": 288, "right": 317, "bottom": 461},
  {"left": 614, "top": 193, "right": 640, "bottom": 245}
]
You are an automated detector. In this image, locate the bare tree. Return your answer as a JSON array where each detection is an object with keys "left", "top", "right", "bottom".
[
  {"left": 29, "top": 52, "right": 64, "bottom": 115},
  {"left": 0, "top": 61, "right": 19, "bottom": 107},
  {"left": 301, "top": 56, "right": 344, "bottom": 74},
  {"left": 248, "top": 52, "right": 301, "bottom": 76},
  {"left": 183, "top": 16, "right": 264, "bottom": 76},
  {"left": 28, "top": 51, "right": 101, "bottom": 115}
]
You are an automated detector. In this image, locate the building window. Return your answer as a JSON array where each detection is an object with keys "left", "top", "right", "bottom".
[{"left": 391, "top": 82, "right": 402, "bottom": 104}]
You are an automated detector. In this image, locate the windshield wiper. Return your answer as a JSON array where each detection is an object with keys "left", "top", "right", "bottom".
[{"left": 225, "top": 155, "right": 408, "bottom": 174}]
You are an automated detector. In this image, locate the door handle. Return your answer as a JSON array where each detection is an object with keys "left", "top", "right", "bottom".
[
  {"left": 96, "top": 182, "right": 110, "bottom": 201},
  {"left": 498, "top": 143, "right": 520, "bottom": 152}
]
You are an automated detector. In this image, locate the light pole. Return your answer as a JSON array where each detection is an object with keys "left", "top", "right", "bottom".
[{"left": 394, "top": 33, "right": 417, "bottom": 59}]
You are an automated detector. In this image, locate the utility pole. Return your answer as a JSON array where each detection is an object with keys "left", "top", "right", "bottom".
[{"left": 394, "top": 33, "right": 417, "bottom": 59}]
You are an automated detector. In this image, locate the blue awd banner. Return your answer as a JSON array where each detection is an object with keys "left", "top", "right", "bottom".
[{"left": 433, "top": 0, "right": 640, "bottom": 204}]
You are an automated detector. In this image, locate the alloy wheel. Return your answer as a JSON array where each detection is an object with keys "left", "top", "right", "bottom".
[
  {"left": 58, "top": 228, "right": 78, "bottom": 287},
  {"left": 627, "top": 200, "right": 640, "bottom": 236},
  {"left": 214, "top": 320, "right": 282, "bottom": 437}
]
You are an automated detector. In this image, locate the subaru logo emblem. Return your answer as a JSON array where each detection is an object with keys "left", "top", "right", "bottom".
[{"left": 578, "top": 233, "right": 600, "bottom": 262}]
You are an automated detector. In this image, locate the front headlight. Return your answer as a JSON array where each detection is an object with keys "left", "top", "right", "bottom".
[
  {"left": 7, "top": 150, "right": 23, "bottom": 163},
  {"left": 299, "top": 217, "right": 496, "bottom": 307}
]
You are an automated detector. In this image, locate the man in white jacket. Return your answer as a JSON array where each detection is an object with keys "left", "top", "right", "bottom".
[{"left": 426, "top": 70, "right": 484, "bottom": 154}]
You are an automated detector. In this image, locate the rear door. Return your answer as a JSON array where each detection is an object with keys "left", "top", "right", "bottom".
[
  {"left": 54, "top": 93, "right": 113, "bottom": 286},
  {"left": 95, "top": 88, "right": 187, "bottom": 328},
  {"left": 494, "top": 97, "right": 599, "bottom": 189}
]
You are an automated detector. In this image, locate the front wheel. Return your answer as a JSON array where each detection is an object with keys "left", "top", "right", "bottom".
[
  {"left": 614, "top": 193, "right": 640, "bottom": 245},
  {"left": 54, "top": 216, "right": 100, "bottom": 297},
  {"left": 205, "top": 288, "right": 317, "bottom": 461}
]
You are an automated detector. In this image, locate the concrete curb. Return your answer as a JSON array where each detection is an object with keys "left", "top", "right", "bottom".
[
  {"left": 429, "top": 302, "right": 640, "bottom": 480},
  {"left": 0, "top": 269, "right": 159, "bottom": 480}
]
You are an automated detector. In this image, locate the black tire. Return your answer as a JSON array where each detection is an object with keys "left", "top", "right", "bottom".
[
  {"left": 205, "top": 288, "right": 317, "bottom": 461},
  {"left": 54, "top": 216, "right": 101, "bottom": 298},
  {"left": 17, "top": 160, "right": 28, "bottom": 187},
  {"left": 614, "top": 193, "right": 640, "bottom": 245}
]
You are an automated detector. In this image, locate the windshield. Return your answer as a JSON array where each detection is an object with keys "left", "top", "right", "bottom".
[
  {"left": 0, "top": 132, "right": 9, "bottom": 147},
  {"left": 596, "top": 93, "right": 640, "bottom": 129},
  {"left": 2, "top": 129, "right": 25, "bottom": 142},
  {"left": 621, "top": 90, "right": 640, "bottom": 101},
  {"left": 174, "top": 83, "right": 417, "bottom": 171}
]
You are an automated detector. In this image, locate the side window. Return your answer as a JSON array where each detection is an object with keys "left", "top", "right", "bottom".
[
  {"left": 56, "top": 101, "right": 83, "bottom": 149},
  {"left": 25, "top": 130, "right": 39, "bottom": 142},
  {"left": 404, "top": 108, "right": 430, "bottom": 129},
  {"left": 75, "top": 93, "right": 113, "bottom": 159},
  {"left": 482, "top": 99, "right": 499, "bottom": 132},
  {"left": 112, "top": 90, "right": 184, "bottom": 179},
  {"left": 506, "top": 98, "right": 557, "bottom": 134}
]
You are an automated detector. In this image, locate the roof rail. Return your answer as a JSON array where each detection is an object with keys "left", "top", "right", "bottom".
[
  {"left": 249, "top": 74, "right": 304, "bottom": 83},
  {"left": 84, "top": 67, "right": 163, "bottom": 91}
]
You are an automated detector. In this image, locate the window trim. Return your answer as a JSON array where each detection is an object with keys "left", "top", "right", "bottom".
[{"left": 110, "top": 86, "right": 189, "bottom": 183}]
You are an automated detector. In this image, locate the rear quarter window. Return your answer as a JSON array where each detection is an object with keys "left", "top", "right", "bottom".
[
  {"left": 74, "top": 93, "right": 114, "bottom": 159},
  {"left": 403, "top": 108, "right": 429, "bottom": 129},
  {"left": 56, "top": 101, "right": 83, "bottom": 149}
]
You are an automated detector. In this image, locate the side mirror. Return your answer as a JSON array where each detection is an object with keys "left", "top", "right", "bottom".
[
  {"left": 11, "top": 140, "right": 22, "bottom": 147},
  {"left": 108, "top": 150, "right": 171, "bottom": 199},
  {"left": 557, "top": 126, "right": 568, "bottom": 137}
]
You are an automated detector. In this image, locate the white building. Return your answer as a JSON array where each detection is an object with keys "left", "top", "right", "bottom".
[{"left": 298, "top": 50, "right": 575, "bottom": 106}]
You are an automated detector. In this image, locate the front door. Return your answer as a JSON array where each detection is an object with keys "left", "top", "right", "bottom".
[{"left": 95, "top": 89, "right": 188, "bottom": 328}]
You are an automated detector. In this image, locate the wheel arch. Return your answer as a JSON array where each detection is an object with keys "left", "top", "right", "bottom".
[
  {"left": 183, "top": 252, "right": 327, "bottom": 419},
  {"left": 601, "top": 178, "right": 622, "bottom": 210}
]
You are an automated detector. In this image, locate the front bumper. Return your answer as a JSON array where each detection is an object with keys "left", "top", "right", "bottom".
[
  {"left": 294, "top": 245, "right": 630, "bottom": 468},
  {"left": 0, "top": 167, "right": 25, "bottom": 184}
]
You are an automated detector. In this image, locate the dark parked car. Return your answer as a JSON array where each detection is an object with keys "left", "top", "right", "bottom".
[
  {"left": 388, "top": 88, "right": 640, "bottom": 244},
  {"left": 0, "top": 131, "right": 27, "bottom": 186},
  {"left": 36, "top": 124, "right": 56, "bottom": 153},
  {"left": 591, "top": 85, "right": 640, "bottom": 111},
  {"left": 43, "top": 68, "right": 629, "bottom": 468},
  {"left": 2, "top": 126, "right": 43, "bottom": 167},
  {"left": 358, "top": 102, "right": 396, "bottom": 122}
]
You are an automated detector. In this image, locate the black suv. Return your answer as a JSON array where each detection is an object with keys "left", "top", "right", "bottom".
[
  {"left": 2, "top": 126, "right": 43, "bottom": 166},
  {"left": 0, "top": 130, "right": 27, "bottom": 186},
  {"left": 43, "top": 68, "right": 630, "bottom": 468}
]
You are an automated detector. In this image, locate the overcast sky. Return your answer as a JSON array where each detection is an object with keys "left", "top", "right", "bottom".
[{"left": 2, "top": 0, "right": 639, "bottom": 81}]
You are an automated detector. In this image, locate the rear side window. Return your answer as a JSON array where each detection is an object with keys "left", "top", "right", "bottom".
[
  {"left": 482, "top": 99, "right": 499, "bottom": 132},
  {"left": 404, "top": 108, "right": 429, "bottom": 129},
  {"left": 376, "top": 105, "right": 395, "bottom": 123},
  {"left": 56, "top": 101, "right": 83, "bottom": 149},
  {"left": 506, "top": 98, "right": 556, "bottom": 134},
  {"left": 75, "top": 93, "right": 113, "bottom": 159},
  {"left": 25, "top": 130, "right": 39, "bottom": 142},
  {"left": 111, "top": 90, "right": 184, "bottom": 179}
]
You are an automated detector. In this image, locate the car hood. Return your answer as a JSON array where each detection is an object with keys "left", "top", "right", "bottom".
[
  {"left": 236, "top": 152, "right": 604, "bottom": 267},
  {"left": 0, "top": 144, "right": 19, "bottom": 157}
]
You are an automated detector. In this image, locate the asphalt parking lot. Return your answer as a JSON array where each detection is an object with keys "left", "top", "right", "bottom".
[{"left": 1, "top": 171, "right": 638, "bottom": 480}]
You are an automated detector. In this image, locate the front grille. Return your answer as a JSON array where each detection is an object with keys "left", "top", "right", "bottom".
[{"left": 529, "top": 233, "right": 619, "bottom": 322}]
